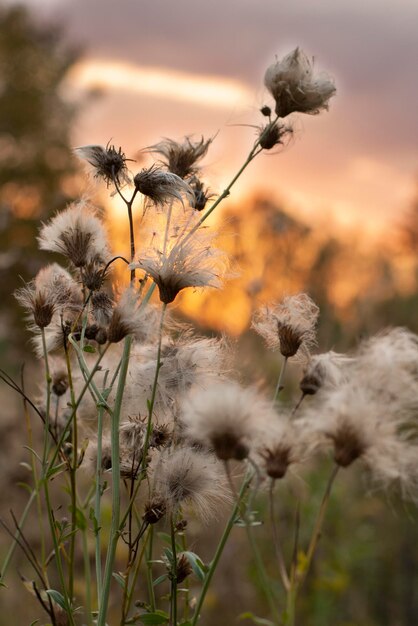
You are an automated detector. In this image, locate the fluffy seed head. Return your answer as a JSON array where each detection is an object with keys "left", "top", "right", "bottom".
[
  {"left": 256, "top": 418, "right": 316, "bottom": 479},
  {"left": 107, "top": 288, "right": 159, "bottom": 343},
  {"left": 91, "top": 291, "right": 114, "bottom": 326},
  {"left": 300, "top": 338, "right": 418, "bottom": 501},
  {"left": 258, "top": 120, "right": 293, "bottom": 150},
  {"left": 144, "top": 136, "right": 212, "bottom": 179},
  {"left": 74, "top": 144, "right": 129, "bottom": 187},
  {"left": 133, "top": 165, "right": 194, "bottom": 209},
  {"left": 181, "top": 381, "right": 276, "bottom": 461},
  {"left": 149, "top": 446, "right": 228, "bottom": 521},
  {"left": 131, "top": 212, "right": 223, "bottom": 304},
  {"left": 264, "top": 48, "right": 336, "bottom": 117},
  {"left": 252, "top": 294, "right": 319, "bottom": 360},
  {"left": 189, "top": 176, "right": 213, "bottom": 212},
  {"left": 15, "top": 281, "right": 56, "bottom": 328},
  {"left": 300, "top": 351, "right": 352, "bottom": 396},
  {"left": 38, "top": 201, "right": 110, "bottom": 268}
]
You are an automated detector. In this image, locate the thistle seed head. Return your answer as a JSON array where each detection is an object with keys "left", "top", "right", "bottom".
[
  {"left": 264, "top": 47, "right": 336, "bottom": 117},
  {"left": 144, "top": 136, "right": 212, "bottom": 179},
  {"left": 74, "top": 143, "right": 130, "bottom": 187}
]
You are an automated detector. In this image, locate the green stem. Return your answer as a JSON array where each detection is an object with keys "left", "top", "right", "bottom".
[
  {"left": 95, "top": 372, "right": 109, "bottom": 605},
  {"left": 299, "top": 465, "right": 339, "bottom": 587},
  {"left": 97, "top": 335, "right": 133, "bottom": 626},
  {"left": 82, "top": 526, "right": 93, "bottom": 626},
  {"left": 245, "top": 519, "right": 280, "bottom": 622},
  {"left": 0, "top": 489, "right": 36, "bottom": 586},
  {"left": 47, "top": 344, "right": 109, "bottom": 471},
  {"left": 187, "top": 145, "right": 262, "bottom": 241},
  {"left": 273, "top": 356, "right": 288, "bottom": 404},
  {"left": 146, "top": 526, "right": 156, "bottom": 611},
  {"left": 64, "top": 343, "right": 78, "bottom": 601},
  {"left": 269, "top": 479, "right": 290, "bottom": 591},
  {"left": 170, "top": 515, "right": 178, "bottom": 626},
  {"left": 140, "top": 142, "right": 264, "bottom": 306},
  {"left": 190, "top": 474, "right": 252, "bottom": 626},
  {"left": 41, "top": 328, "right": 52, "bottom": 466},
  {"left": 43, "top": 479, "right": 76, "bottom": 625}
]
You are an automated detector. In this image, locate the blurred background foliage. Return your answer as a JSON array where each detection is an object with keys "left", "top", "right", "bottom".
[{"left": 0, "top": 4, "right": 417, "bottom": 625}]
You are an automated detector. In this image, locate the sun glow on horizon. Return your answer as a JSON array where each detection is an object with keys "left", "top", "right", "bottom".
[{"left": 66, "top": 58, "right": 254, "bottom": 109}]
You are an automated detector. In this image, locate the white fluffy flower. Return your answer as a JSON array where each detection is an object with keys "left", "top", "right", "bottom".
[
  {"left": 131, "top": 210, "right": 224, "bottom": 304},
  {"left": 38, "top": 200, "right": 110, "bottom": 267},
  {"left": 147, "top": 446, "right": 229, "bottom": 522},
  {"left": 300, "top": 340, "right": 418, "bottom": 501},
  {"left": 181, "top": 381, "right": 276, "bottom": 461},
  {"left": 264, "top": 48, "right": 336, "bottom": 117},
  {"left": 134, "top": 165, "right": 194, "bottom": 209},
  {"left": 252, "top": 294, "right": 319, "bottom": 360},
  {"left": 300, "top": 351, "right": 352, "bottom": 395}
]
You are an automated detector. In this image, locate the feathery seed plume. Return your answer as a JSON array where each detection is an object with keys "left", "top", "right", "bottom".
[
  {"left": 107, "top": 288, "right": 159, "bottom": 343},
  {"left": 300, "top": 351, "right": 352, "bottom": 396},
  {"left": 252, "top": 294, "right": 319, "bottom": 360},
  {"left": 148, "top": 446, "right": 228, "bottom": 521},
  {"left": 144, "top": 136, "right": 212, "bottom": 179},
  {"left": 38, "top": 201, "right": 110, "bottom": 268},
  {"left": 74, "top": 144, "right": 130, "bottom": 187},
  {"left": 264, "top": 48, "right": 336, "bottom": 117},
  {"left": 182, "top": 381, "right": 275, "bottom": 461},
  {"left": 256, "top": 417, "right": 317, "bottom": 480},
  {"left": 130, "top": 210, "right": 223, "bottom": 304},
  {"left": 133, "top": 165, "right": 194, "bottom": 209}
]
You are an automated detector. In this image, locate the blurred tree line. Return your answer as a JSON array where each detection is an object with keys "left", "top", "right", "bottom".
[{"left": 0, "top": 4, "right": 79, "bottom": 365}]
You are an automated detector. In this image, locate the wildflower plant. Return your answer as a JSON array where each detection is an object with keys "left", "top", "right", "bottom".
[{"left": 2, "top": 46, "right": 417, "bottom": 626}]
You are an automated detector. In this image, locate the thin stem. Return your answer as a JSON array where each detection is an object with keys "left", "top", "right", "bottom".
[
  {"left": 43, "top": 479, "right": 76, "bottom": 625},
  {"left": 22, "top": 367, "right": 46, "bottom": 572},
  {"left": 299, "top": 464, "right": 339, "bottom": 587},
  {"left": 146, "top": 525, "right": 156, "bottom": 612},
  {"left": 47, "top": 345, "right": 109, "bottom": 471},
  {"left": 94, "top": 371, "right": 109, "bottom": 605},
  {"left": 97, "top": 335, "right": 133, "bottom": 626},
  {"left": 291, "top": 392, "right": 306, "bottom": 416},
  {"left": 40, "top": 328, "right": 52, "bottom": 466},
  {"left": 190, "top": 474, "right": 252, "bottom": 626},
  {"left": 64, "top": 342, "right": 78, "bottom": 600},
  {"left": 170, "top": 515, "right": 178, "bottom": 626},
  {"left": 82, "top": 526, "right": 93, "bottom": 626},
  {"left": 180, "top": 531, "right": 190, "bottom": 620},
  {"left": 273, "top": 356, "right": 288, "bottom": 404},
  {"left": 0, "top": 490, "right": 36, "bottom": 585},
  {"left": 269, "top": 479, "right": 290, "bottom": 591},
  {"left": 139, "top": 304, "right": 167, "bottom": 473},
  {"left": 245, "top": 515, "right": 280, "bottom": 622},
  {"left": 187, "top": 145, "right": 263, "bottom": 241}
]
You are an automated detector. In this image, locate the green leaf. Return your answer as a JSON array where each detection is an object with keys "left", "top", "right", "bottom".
[
  {"left": 163, "top": 547, "right": 173, "bottom": 563},
  {"left": 139, "top": 611, "right": 169, "bottom": 624},
  {"left": 29, "top": 621, "right": 40, "bottom": 626},
  {"left": 83, "top": 345, "right": 96, "bottom": 353},
  {"left": 153, "top": 574, "right": 168, "bottom": 587},
  {"left": 112, "top": 572, "right": 126, "bottom": 589},
  {"left": 46, "top": 589, "right": 67, "bottom": 610},
  {"left": 46, "top": 462, "right": 67, "bottom": 480},
  {"left": 182, "top": 551, "right": 207, "bottom": 581}
]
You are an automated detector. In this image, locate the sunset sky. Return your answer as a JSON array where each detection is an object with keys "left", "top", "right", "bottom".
[{"left": 8, "top": 0, "right": 418, "bottom": 240}]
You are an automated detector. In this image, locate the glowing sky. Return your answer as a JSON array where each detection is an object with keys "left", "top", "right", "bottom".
[{"left": 9, "top": 0, "right": 418, "bottom": 239}]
